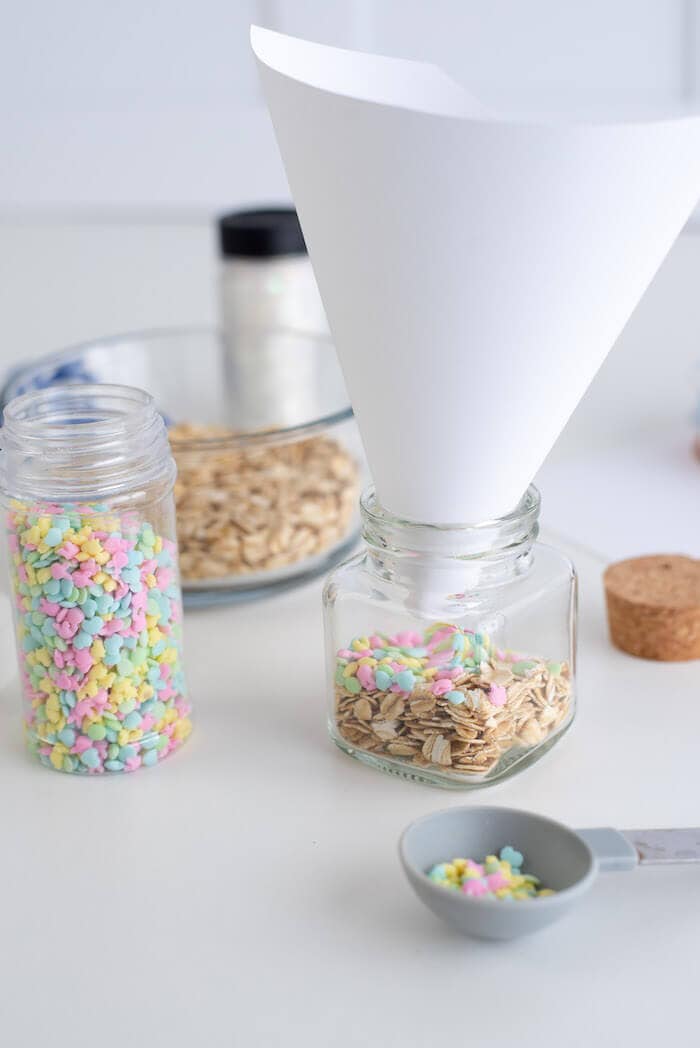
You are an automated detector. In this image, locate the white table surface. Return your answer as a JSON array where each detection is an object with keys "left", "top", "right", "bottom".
[{"left": 0, "top": 220, "right": 698, "bottom": 1048}]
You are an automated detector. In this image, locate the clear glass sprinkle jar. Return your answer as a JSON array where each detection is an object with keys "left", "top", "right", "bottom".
[
  {"left": 323, "top": 486, "right": 576, "bottom": 789},
  {"left": 0, "top": 384, "right": 192, "bottom": 775}
]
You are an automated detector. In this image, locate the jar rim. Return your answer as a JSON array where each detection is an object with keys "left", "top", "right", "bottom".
[
  {"left": 360, "top": 485, "right": 540, "bottom": 561},
  {"left": 2, "top": 383, "right": 155, "bottom": 442},
  {"left": 0, "top": 383, "right": 173, "bottom": 502},
  {"left": 361, "top": 484, "right": 540, "bottom": 531}
]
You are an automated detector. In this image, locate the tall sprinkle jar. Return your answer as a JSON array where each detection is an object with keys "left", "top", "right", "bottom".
[
  {"left": 324, "top": 486, "right": 576, "bottom": 788},
  {"left": 0, "top": 385, "right": 192, "bottom": 774}
]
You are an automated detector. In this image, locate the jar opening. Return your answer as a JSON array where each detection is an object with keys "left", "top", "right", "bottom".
[
  {"left": 360, "top": 485, "right": 540, "bottom": 561},
  {"left": 0, "top": 384, "right": 173, "bottom": 503}
]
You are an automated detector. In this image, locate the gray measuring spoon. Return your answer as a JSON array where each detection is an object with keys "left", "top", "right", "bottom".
[{"left": 399, "top": 805, "right": 700, "bottom": 941}]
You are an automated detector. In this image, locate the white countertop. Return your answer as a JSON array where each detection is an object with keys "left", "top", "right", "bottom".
[{"left": 0, "top": 221, "right": 698, "bottom": 1048}]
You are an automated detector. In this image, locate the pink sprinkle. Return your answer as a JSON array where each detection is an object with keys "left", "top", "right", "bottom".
[
  {"left": 155, "top": 567, "right": 172, "bottom": 590},
  {"left": 125, "top": 757, "right": 142, "bottom": 772},
  {"left": 160, "top": 663, "right": 171, "bottom": 681},
  {"left": 427, "top": 627, "right": 456, "bottom": 649},
  {"left": 390, "top": 630, "right": 423, "bottom": 648},
  {"left": 58, "top": 542, "right": 79, "bottom": 559},
  {"left": 466, "top": 861, "right": 484, "bottom": 877},
  {"left": 71, "top": 570, "right": 91, "bottom": 587},
  {"left": 17, "top": 564, "right": 28, "bottom": 584},
  {"left": 486, "top": 872, "right": 509, "bottom": 891},
  {"left": 39, "top": 598, "right": 60, "bottom": 617},
  {"left": 8, "top": 534, "right": 19, "bottom": 553},
  {"left": 56, "top": 619, "right": 78, "bottom": 640},
  {"left": 488, "top": 684, "right": 507, "bottom": 707},
  {"left": 101, "top": 618, "right": 124, "bottom": 636},
  {"left": 141, "top": 558, "right": 157, "bottom": 575},
  {"left": 357, "top": 664, "right": 376, "bottom": 690},
  {"left": 369, "top": 635, "right": 384, "bottom": 649},
  {"left": 104, "top": 536, "right": 127, "bottom": 554},
  {"left": 66, "top": 607, "right": 84, "bottom": 628},
  {"left": 140, "top": 714, "right": 155, "bottom": 733},
  {"left": 432, "top": 678, "right": 452, "bottom": 697},
  {"left": 462, "top": 879, "right": 489, "bottom": 897},
  {"left": 72, "top": 736, "right": 92, "bottom": 755},
  {"left": 355, "top": 649, "right": 374, "bottom": 658},
  {"left": 131, "top": 590, "right": 147, "bottom": 613},
  {"left": 114, "top": 580, "right": 129, "bottom": 600},
  {"left": 39, "top": 745, "right": 52, "bottom": 757},
  {"left": 74, "top": 648, "right": 93, "bottom": 674},
  {"left": 53, "top": 650, "right": 65, "bottom": 669},
  {"left": 337, "top": 649, "right": 354, "bottom": 659},
  {"left": 55, "top": 672, "right": 76, "bottom": 691}
]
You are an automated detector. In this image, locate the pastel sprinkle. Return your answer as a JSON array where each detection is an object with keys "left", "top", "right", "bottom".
[
  {"left": 428, "top": 847, "right": 552, "bottom": 900},
  {"left": 8, "top": 501, "right": 192, "bottom": 775}
]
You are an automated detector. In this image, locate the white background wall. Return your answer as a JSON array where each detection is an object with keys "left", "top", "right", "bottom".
[{"left": 2, "top": 0, "right": 700, "bottom": 215}]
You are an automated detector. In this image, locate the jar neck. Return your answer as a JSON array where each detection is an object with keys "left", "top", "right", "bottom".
[
  {"left": 0, "top": 384, "right": 174, "bottom": 504},
  {"left": 360, "top": 485, "right": 540, "bottom": 609}
]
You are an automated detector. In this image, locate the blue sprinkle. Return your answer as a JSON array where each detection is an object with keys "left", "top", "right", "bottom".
[
  {"left": 374, "top": 669, "right": 393, "bottom": 691},
  {"left": 445, "top": 690, "right": 465, "bottom": 705},
  {"left": 395, "top": 669, "right": 415, "bottom": 693}
]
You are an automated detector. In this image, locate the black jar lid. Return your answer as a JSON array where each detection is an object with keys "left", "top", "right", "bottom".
[{"left": 218, "top": 207, "right": 307, "bottom": 258}]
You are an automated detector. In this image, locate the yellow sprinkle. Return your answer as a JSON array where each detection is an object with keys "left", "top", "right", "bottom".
[
  {"left": 118, "top": 730, "right": 129, "bottom": 746},
  {"left": 173, "top": 718, "right": 191, "bottom": 741},
  {"left": 36, "top": 567, "right": 52, "bottom": 585},
  {"left": 145, "top": 573, "right": 157, "bottom": 588},
  {"left": 36, "top": 517, "right": 52, "bottom": 536},
  {"left": 82, "top": 539, "right": 102, "bottom": 556},
  {"left": 92, "top": 572, "right": 107, "bottom": 585},
  {"left": 35, "top": 648, "right": 52, "bottom": 668},
  {"left": 154, "top": 536, "right": 163, "bottom": 554},
  {"left": 50, "top": 747, "right": 65, "bottom": 770},
  {"left": 103, "top": 578, "right": 116, "bottom": 592},
  {"left": 343, "top": 663, "right": 359, "bottom": 677},
  {"left": 94, "top": 550, "right": 110, "bottom": 566},
  {"left": 351, "top": 637, "right": 370, "bottom": 651},
  {"left": 45, "top": 696, "right": 60, "bottom": 723},
  {"left": 90, "top": 638, "right": 105, "bottom": 661},
  {"left": 357, "top": 657, "right": 377, "bottom": 667},
  {"left": 145, "top": 615, "right": 158, "bottom": 629}
]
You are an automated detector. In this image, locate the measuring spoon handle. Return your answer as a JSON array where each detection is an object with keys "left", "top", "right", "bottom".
[{"left": 577, "top": 827, "right": 700, "bottom": 870}]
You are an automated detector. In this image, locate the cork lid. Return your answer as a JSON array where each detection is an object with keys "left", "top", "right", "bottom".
[{"left": 604, "top": 555, "right": 700, "bottom": 610}]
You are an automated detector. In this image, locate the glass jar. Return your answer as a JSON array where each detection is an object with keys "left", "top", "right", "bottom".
[
  {"left": 324, "top": 486, "right": 576, "bottom": 788},
  {"left": 0, "top": 384, "right": 192, "bottom": 775}
]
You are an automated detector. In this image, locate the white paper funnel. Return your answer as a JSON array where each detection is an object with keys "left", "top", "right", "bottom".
[{"left": 253, "top": 26, "right": 700, "bottom": 525}]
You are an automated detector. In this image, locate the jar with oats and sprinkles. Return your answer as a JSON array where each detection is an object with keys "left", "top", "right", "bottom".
[
  {"left": 324, "top": 486, "right": 576, "bottom": 788},
  {"left": 0, "top": 384, "right": 192, "bottom": 775}
]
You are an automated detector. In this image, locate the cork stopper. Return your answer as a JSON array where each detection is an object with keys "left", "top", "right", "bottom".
[{"left": 604, "top": 555, "right": 700, "bottom": 661}]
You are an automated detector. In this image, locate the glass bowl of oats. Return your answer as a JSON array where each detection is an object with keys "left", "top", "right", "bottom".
[{"left": 1, "top": 327, "right": 364, "bottom": 604}]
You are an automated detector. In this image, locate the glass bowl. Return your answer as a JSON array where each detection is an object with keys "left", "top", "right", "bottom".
[{"left": 0, "top": 327, "right": 364, "bottom": 605}]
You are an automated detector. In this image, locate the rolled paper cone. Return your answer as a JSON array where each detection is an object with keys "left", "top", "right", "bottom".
[{"left": 253, "top": 26, "right": 700, "bottom": 528}]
